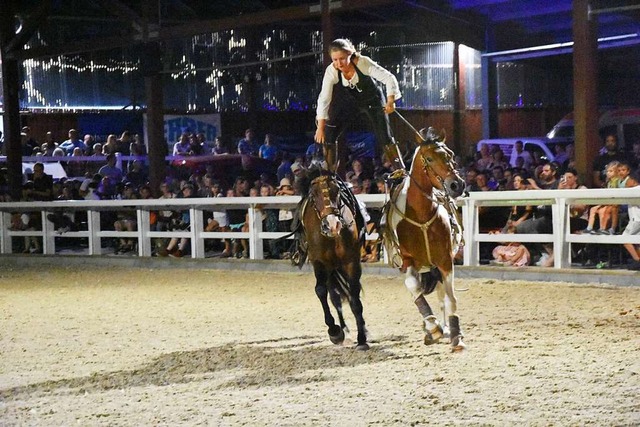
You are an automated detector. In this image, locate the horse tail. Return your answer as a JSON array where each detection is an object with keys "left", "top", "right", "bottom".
[
  {"left": 331, "top": 270, "right": 352, "bottom": 302},
  {"left": 420, "top": 267, "right": 442, "bottom": 295}
]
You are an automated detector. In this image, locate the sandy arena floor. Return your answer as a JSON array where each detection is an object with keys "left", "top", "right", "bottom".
[{"left": 0, "top": 266, "right": 638, "bottom": 426}]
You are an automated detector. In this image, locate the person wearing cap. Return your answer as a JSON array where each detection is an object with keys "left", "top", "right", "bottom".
[{"left": 314, "top": 38, "right": 405, "bottom": 173}]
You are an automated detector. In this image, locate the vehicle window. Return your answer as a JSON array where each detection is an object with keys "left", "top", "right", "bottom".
[
  {"left": 524, "top": 144, "right": 547, "bottom": 161},
  {"left": 623, "top": 124, "right": 640, "bottom": 151},
  {"left": 547, "top": 125, "right": 574, "bottom": 139}
]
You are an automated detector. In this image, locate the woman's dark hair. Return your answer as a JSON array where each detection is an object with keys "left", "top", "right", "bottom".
[{"left": 329, "top": 38, "right": 356, "bottom": 54}]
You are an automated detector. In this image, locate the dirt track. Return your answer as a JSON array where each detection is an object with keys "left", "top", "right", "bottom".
[{"left": 1, "top": 267, "right": 639, "bottom": 426}]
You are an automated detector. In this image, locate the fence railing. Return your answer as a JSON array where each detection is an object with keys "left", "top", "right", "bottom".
[{"left": 1, "top": 188, "right": 639, "bottom": 268}]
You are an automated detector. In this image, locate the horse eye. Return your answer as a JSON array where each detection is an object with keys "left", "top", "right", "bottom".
[{"left": 425, "top": 157, "right": 433, "bottom": 162}]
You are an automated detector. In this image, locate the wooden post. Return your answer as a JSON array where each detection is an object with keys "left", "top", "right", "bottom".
[
  {"left": 573, "top": 0, "right": 599, "bottom": 186},
  {"left": 0, "top": 5, "right": 24, "bottom": 201}
]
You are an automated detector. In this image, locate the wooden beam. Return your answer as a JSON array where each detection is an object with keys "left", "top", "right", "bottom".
[
  {"left": 573, "top": 0, "right": 599, "bottom": 186},
  {"left": 94, "top": 0, "right": 144, "bottom": 35},
  {"left": 3, "top": 0, "right": 51, "bottom": 55}
]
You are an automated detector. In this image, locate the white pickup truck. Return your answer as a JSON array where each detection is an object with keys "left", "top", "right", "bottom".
[{"left": 476, "top": 108, "right": 640, "bottom": 161}]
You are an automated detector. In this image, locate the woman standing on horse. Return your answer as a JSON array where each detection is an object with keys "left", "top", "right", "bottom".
[{"left": 314, "top": 38, "right": 405, "bottom": 173}]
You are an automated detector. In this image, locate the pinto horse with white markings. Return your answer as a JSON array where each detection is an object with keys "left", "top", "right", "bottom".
[
  {"left": 383, "top": 127, "right": 467, "bottom": 351},
  {"left": 296, "top": 170, "right": 370, "bottom": 350}
]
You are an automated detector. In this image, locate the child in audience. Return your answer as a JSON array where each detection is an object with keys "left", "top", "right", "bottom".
[{"left": 581, "top": 161, "right": 620, "bottom": 235}]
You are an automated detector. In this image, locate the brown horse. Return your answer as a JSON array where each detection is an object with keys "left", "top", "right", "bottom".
[
  {"left": 298, "top": 170, "right": 369, "bottom": 351},
  {"left": 383, "top": 127, "right": 467, "bottom": 351}
]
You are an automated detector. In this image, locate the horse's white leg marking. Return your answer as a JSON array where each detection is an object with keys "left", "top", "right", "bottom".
[{"left": 404, "top": 266, "right": 422, "bottom": 299}]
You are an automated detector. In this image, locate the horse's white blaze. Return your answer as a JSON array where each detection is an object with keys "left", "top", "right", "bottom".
[{"left": 324, "top": 214, "right": 342, "bottom": 237}]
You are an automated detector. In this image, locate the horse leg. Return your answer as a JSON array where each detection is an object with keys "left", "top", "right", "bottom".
[
  {"left": 405, "top": 267, "right": 443, "bottom": 345},
  {"left": 328, "top": 286, "right": 349, "bottom": 336},
  {"left": 314, "top": 266, "right": 344, "bottom": 345},
  {"left": 436, "top": 280, "right": 449, "bottom": 338},
  {"left": 346, "top": 274, "right": 369, "bottom": 351},
  {"left": 440, "top": 269, "right": 466, "bottom": 352}
]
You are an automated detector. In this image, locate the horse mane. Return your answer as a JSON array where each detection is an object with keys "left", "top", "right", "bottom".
[{"left": 297, "top": 165, "right": 330, "bottom": 196}]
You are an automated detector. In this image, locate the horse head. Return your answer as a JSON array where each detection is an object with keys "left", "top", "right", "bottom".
[
  {"left": 416, "top": 127, "right": 465, "bottom": 198},
  {"left": 308, "top": 174, "right": 348, "bottom": 238}
]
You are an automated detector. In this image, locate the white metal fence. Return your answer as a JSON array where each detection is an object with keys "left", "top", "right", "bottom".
[{"left": 1, "top": 188, "right": 639, "bottom": 269}]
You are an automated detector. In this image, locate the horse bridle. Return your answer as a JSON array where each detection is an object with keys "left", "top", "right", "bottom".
[
  {"left": 309, "top": 175, "right": 351, "bottom": 227},
  {"left": 418, "top": 140, "right": 459, "bottom": 200}
]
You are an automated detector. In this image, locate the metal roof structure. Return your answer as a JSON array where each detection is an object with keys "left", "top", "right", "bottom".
[{"left": 5, "top": 1, "right": 640, "bottom": 60}]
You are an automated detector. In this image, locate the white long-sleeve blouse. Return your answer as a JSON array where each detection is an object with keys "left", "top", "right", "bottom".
[{"left": 316, "top": 55, "right": 401, "bottom": 121}]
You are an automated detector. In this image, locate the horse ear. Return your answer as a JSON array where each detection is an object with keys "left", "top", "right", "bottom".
[{"left": 440, "top": 129, "right": 447, "bottom": 144}]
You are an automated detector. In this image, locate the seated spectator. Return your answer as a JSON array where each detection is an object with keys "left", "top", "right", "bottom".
[
  {"left": 621, "top": 188, "right": 640, "bottom": 270},
  {"left": 103, "top": 134, "right": 118, "bottom": 155},
  {"left": 59, "top": 129, "right": 87, "bottom": 155},
  {"left": 305, "top": 142, "right": 322, "bottom": 166},
  {"left": 158, "top": 182, "right": 195, "bottom": 257},
  {"left": 116, "top": 131, "right": 131, "bottom": 155},
  {"left": 528, "top": 162, "right": 559, "bottom": 190},
  {"left": 41, "top": 132, "right": 58, "bottom": 156},
  {"left": 514, "top": 179, "right": 555, "bottom": 266},
  {"left": 204, "top": 180, "right": 232, "bottom": 258},
  {"left": 129, "top": 133, "right": 146, "bottom": 156},
  {"left": 491, "top": 240, "right": 531, "bottom": 267},
  {"left": 125, "top": 160, "right": 148, "bottom": 189},
  {"left": 98, "top": 153, "right": 124, "bottom": 183},
  {"left": 113, "top": 182, "right": 138, "bottom": 254},
  {"left": 172, "top": 133, "right": 193, "bottom": 156},
  {"left": 502, "top": 173, "right": 534, "bottom": 232},
  {"left": 464, "top": 168, "right": 479, "bottom": 193},
  {"left": 83, "top": 134, "right": 95, "bottom": 154},
  {"left": 558, "top": 168, "right": 589, "bottom": 233},
  {"left": 580, "top": 161, "right": 620, "bottom": 235},
  {"left": 211, "top": 136, "right": 228, "bottom": 155},
  {"left": 66, "top": 147, "right": 87, "bottom": 177},
  {"left": 345, "top": 158, "right": 371, "bottom": 182},
  {"left": 488, "top": 165, "right": 506, "bottom": 191},
  {"left": 258, "top": 133, "right": 278, "bottom": 161},
  {"left": 473, "top": 172, "right": 492, "bottom": 192},
  {"left": 275, "top": 178, "right": 295, "bottom": 258},
  {"left": 475, "top": 143, "right": 493, "bottom": 172},
  {"left": 11, "top": 181, "right": 42, "bottom": 253},
  {"left": 91, "top": 143, "right": 104, "bottom": 156},
  {"left": 237, "top": 128, "right": 259, "bottom": 156},
  {"left": 226, "top": 185, "right": 249, "bottom": 258},
  {"left": 189, "top": 133, "right": 204, "bottom": 155},
  {"left": 47, "top": 181, "right": 81, "bottom": 234},
  {"left": 257, "top": 183, "right": 279, "bottom": 258},
  {"left": 488, "top": 148, "right": 509, "bottom": 172}
]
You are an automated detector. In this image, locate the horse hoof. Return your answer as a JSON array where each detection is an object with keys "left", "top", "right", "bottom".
[
  {"left": 355, "top": 343, "right": 370, "bottom": 351},
  {"left": 328, "top": 327, "right": 345, "bottom": 345},
  {"left": 450, "top": 335, "right": 466, "bottom": 352},
  {"left": 423, "top": 323, "right": 444, "bottom": 346}
]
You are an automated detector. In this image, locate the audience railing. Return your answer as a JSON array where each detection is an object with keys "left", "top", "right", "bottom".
[{"left": 1, "top": 188, "right": 639, "bottom": 269}]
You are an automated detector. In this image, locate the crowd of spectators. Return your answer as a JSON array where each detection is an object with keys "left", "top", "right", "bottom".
[
  {"left": 466, "top": 136, "right": 640, "bottom": 269},
  {"left": 2, "top": 126, "right": 640, "bottom": 269}
]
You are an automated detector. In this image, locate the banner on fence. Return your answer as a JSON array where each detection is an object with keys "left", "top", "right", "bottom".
[{"left": 144, "top": 114, "right": 221, "bottom": 149}]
